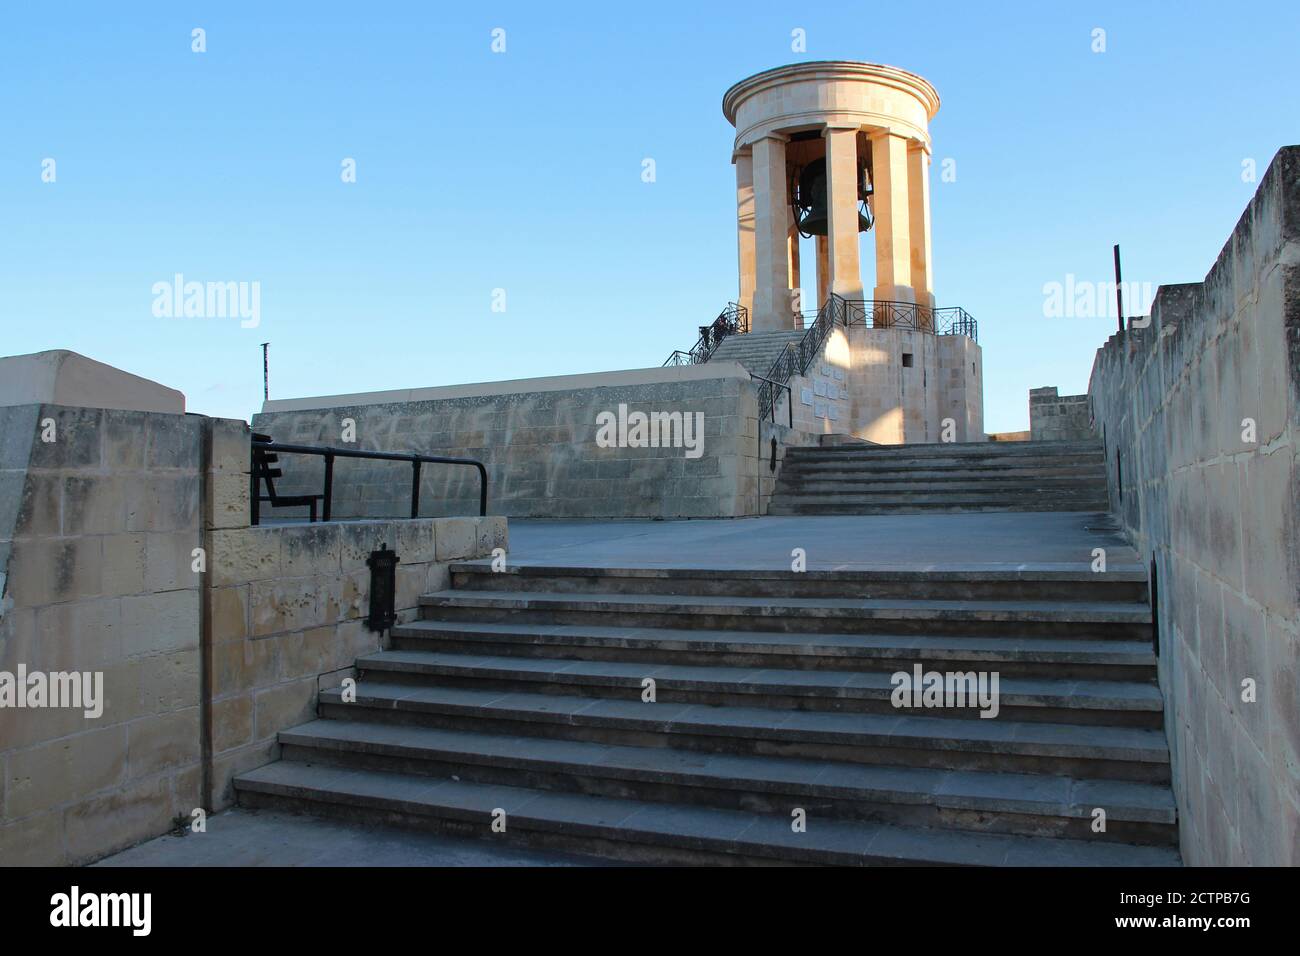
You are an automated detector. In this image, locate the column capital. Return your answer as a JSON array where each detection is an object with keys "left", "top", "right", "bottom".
[{"left": 821, "top": 122, "right": 861, "bottom": 136}]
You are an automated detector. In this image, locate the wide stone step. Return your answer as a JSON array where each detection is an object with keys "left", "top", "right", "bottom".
[
  {"left": 316, "top": 682, "right": 1171, "bottom": 781},
  {"left": 781, "top": 464, "right": 1107, "bottom": 481},
  {"left": 418, "top": 589, "right": 1151, "bottom": 639},
  {"left": 447, "top": 564, "right": 1149, "bottom": 602},
  {"left": 784, "top": 457, "right": 1105, "bottom": 471},
  {"left": 769, "top": 490, "right": 1110, "bottom": 506},
  {"left": 777, "top": 477, "right": 1108, "bottom": 495},
  {"left": 390, "top": 619, "right": 1158, "bottom": 680},
  {"left": 767, "top": 502, "right": 1109, "bottom": 516},
  {"left": 272, "top": 719, "right": 1177, "bottom": 844},
  {"left": 785, "top": 441, "right": 1103, "bottom": 460},
  {"left": 354, "top": 649, "right": 1162, "bottom": 726},
  {"left": 234, "top": 761, "right": 1179, "bottom": 865}
]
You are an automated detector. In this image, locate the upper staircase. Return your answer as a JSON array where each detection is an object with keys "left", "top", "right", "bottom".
[
  {"left": 707, "top": 329, "right": 806, "bottom": 376},
  {"left": 770, "top": 440, "right": 1110, "bottom": 515}
]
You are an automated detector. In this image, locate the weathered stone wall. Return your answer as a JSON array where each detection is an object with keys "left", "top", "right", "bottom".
[
  {"left": 1087, "top": 146, "right": 1300, "bottom": 865},
  {"left": 1029, "top": 386, "right": 1094, "bottom": 442},
  {"left": 0, "top": 409, "right": 505, "bottom": 864},
  {"left": 0, "top": 404, "right": 204, "bottom": 865},
  {"left": 938, "top": 334, "right": 984, "bottom": 442},
  {"left": 253, "top": 366, "right": 775, "bottom": 519},
  {"left": 203, "top": 418, "right": 507, "bottom": 806},
  {"left": 795, "top": 326, "right": 982, "bottom": 444}
]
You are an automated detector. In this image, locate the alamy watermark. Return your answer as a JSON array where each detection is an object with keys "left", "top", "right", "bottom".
[
  {"left": 891, "top": 665, "right": 1000, "bottom": 719},
  {"left": 595, "top": 404, "right": 705, "bottom": 459},
  {"left": 151, "top": 274, "right": 261, "bottom": 328},
  {"left": 1042, "top": 274, "right": 1153, "bottom": 320},
  {"left": 0, "top": 665, "right": 104, "bottom": 718}
]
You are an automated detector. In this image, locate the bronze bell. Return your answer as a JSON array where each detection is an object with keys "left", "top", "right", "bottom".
[{"left": 793, "top": 158, "right": 873, "bottom": 237}]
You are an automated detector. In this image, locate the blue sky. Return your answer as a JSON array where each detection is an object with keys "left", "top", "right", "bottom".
[{"left": 3, "top": 1, "right": 1297, "bottom": 431}]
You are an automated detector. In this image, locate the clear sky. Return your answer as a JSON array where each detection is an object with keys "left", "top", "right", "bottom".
[{"left": 3, "top": 1, "right": 1297, "bottom": 431}]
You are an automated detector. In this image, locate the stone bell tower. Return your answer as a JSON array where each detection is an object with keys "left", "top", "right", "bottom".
[{"left": 723, "top": 61, "right": 940, "bottom": 331}]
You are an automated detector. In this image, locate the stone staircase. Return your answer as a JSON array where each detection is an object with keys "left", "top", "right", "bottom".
[
  {"left": 708, "top": 329, "right": 806, "bottom": 375},
  {"left": 234, "top": 562, "right": 1179, "bottom": 866},
  {"left": 769, "top": 440, "right": 1110, "bottom": 515}
]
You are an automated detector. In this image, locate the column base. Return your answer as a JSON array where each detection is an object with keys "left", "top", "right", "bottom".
[{"left": 872, "top": 284, "right": 917, "bottom": 304}]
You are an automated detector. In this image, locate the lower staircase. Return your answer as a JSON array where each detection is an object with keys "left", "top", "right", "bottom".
[
  {"left": 235, "top": 561, "right": 1179, "bottom": 866},
  {"left": 770, "top": 440, "right": 1110, "bottom": 515}
]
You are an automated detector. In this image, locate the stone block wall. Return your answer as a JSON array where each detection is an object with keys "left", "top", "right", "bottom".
[
  {"left": 1029, "top": 386, "right": 1094, "bottom": 441},
  {"left": 1087, "top": 146, "right": 1300, "bottom": 865},
  {"left": 0, "top": 409, "right": 505, "bottom": 864},
  {"left": 0, "top": 404, "right": 204, "bottom": 865},
  {"left": 253, "top": 366, "right": 775, "bottom": 519},
  {"left": 937, "top": 333, "right": 984, "bottom": 442},
  {"left": 793, "top": 325, "right": 982, "bottom": 445}
]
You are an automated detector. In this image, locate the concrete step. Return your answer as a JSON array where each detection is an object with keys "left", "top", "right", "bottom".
[
  {"left": 767, "top": 502, "right": 1110, "bottom": 516},
  {"left": 354, "top": 649, "right": 1162, "bottom": 726},
  {"left": 271, "top": 719, "right": 1178, "bottom": 845},
  {"left": 418, "top": 589, "right": 1152, "bottom": 640},
  {"left": 780, "top": 455, "right": 1107, "bottom": 476},
  {"left": 447, "top": 564, "right": 1150, "bottom": 602},
  {"left": 785, "top": 441, "right": 1103, "bottom": 460},
  {"left": 769, "top": 491, "right": 1110, "bottom": 506},
  {"left": 776, "top": 477, "right": 1109, "bottom": 494},
  {"left": 390, "top": 619, "right": 1158, "bottom": 681},
  {"left": 234, "top": 760, "right": 1179, "bottom": 865},
  {"left": 316, "top": 681, "right": 1171, "bottom": 781}
]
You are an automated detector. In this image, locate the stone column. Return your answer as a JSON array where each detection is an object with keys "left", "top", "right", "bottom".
[
  {"left": 734, "top": 149, "right": 755, "bottom": 319},
  {"left": 869, "top": 129, "right": 914, "bottom": 303},
  {"left": 751, "top": 135, "right": 790, "bottom": 331},
  {"left": 787, "top": 218, "right": 802, "bottom": 323},
  {"left": 823, "top": 125, "right": 864, "bottom": 301},
  {"left": 815, "top": 236, "right": 830, "bottom": 310},
  {"left": 907, "top": 140, "right": 934, "bottom": 308}
]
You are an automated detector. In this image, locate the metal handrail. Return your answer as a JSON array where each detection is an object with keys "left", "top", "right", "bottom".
[
  {"left": 662, "top": 302, "right": 749, "bottom": 366},
  {"left": 837, "top": 298, "right": 978, "bottom": 341},
  {"left": 251, "top": 439, "right": 488, "bottom": 525},
  {"left": 749, "top": 371, "right": 793, "bottom": 427}
]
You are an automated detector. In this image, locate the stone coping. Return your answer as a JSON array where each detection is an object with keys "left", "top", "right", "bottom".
[
  {"left": 0, "top": 349, "right": 185, "bottom": 413},
  {"left": 260, "top": 362, "right": 752, "bottom": 413},
  {"left": 722, "top": 60, "right": 941, "bottom": 124}
]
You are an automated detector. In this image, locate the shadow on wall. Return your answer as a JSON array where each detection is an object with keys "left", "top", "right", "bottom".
[{"left": 1088, "top": 145, "right": 1300, "bottom": 866}]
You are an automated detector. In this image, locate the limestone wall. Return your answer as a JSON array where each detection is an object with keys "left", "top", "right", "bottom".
[
  {"left": 0, "top": 408, "right": 504, "bottom": 864},
  {"left": 1087, "top": 146, "right": 1300, "bottom": 865},
  {"left": 253, "top": 366, "right": 775, "bottom": 519},
  {"left": 0, "top": 404, "right": 204, "bottom": 865},
  {"left": 1029, "top": 387, "right": 1093, "bottom": 442}
]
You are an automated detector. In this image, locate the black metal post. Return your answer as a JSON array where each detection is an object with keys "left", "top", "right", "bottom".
[
  {"left": 322, "top": 452, "right": 334, "bottom": 522},
  {"left": 249, "top": 454, "right": 260, "bottom": 526},
  {"left": 260, "top": 342, "right": 270, "bottom": 400},
  {"left": 1113, "top": 244, "right": 1125, "bottom": 334},
  {"left": 410, "top": 460, "right": 422, "bottom": 518}
]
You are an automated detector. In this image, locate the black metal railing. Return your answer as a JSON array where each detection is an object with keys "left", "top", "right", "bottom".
[
  {"left": 750, "top": 371, "right": 793, "bottom": 427},
  {"left": 250, "top": 439, "right": 488, "bottom": 526},
  {"left": 663, "top": 302, "right": 749, "bottom": 367},
  {"left": 752, "top": 294, "right": 978, "bottom": 425},
  {"left": 837, "top": 299, "right": 978, "bottom": 341}
]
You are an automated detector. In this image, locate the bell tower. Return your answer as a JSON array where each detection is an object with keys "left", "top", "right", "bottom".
[{"left": 723, "top": 61, "right": 940, "bottom": 331}]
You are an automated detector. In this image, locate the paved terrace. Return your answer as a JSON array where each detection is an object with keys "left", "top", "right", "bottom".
[{"left": 493, "top": 512, "right": 1141, "bottom": 573}]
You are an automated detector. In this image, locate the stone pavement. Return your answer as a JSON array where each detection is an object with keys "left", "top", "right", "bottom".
[
  {"left": 94, "top": 807, "right": 605, "bottom": 867},
  {"left": 498, "top": 512, "right": 1140, "bottom": 572}
]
